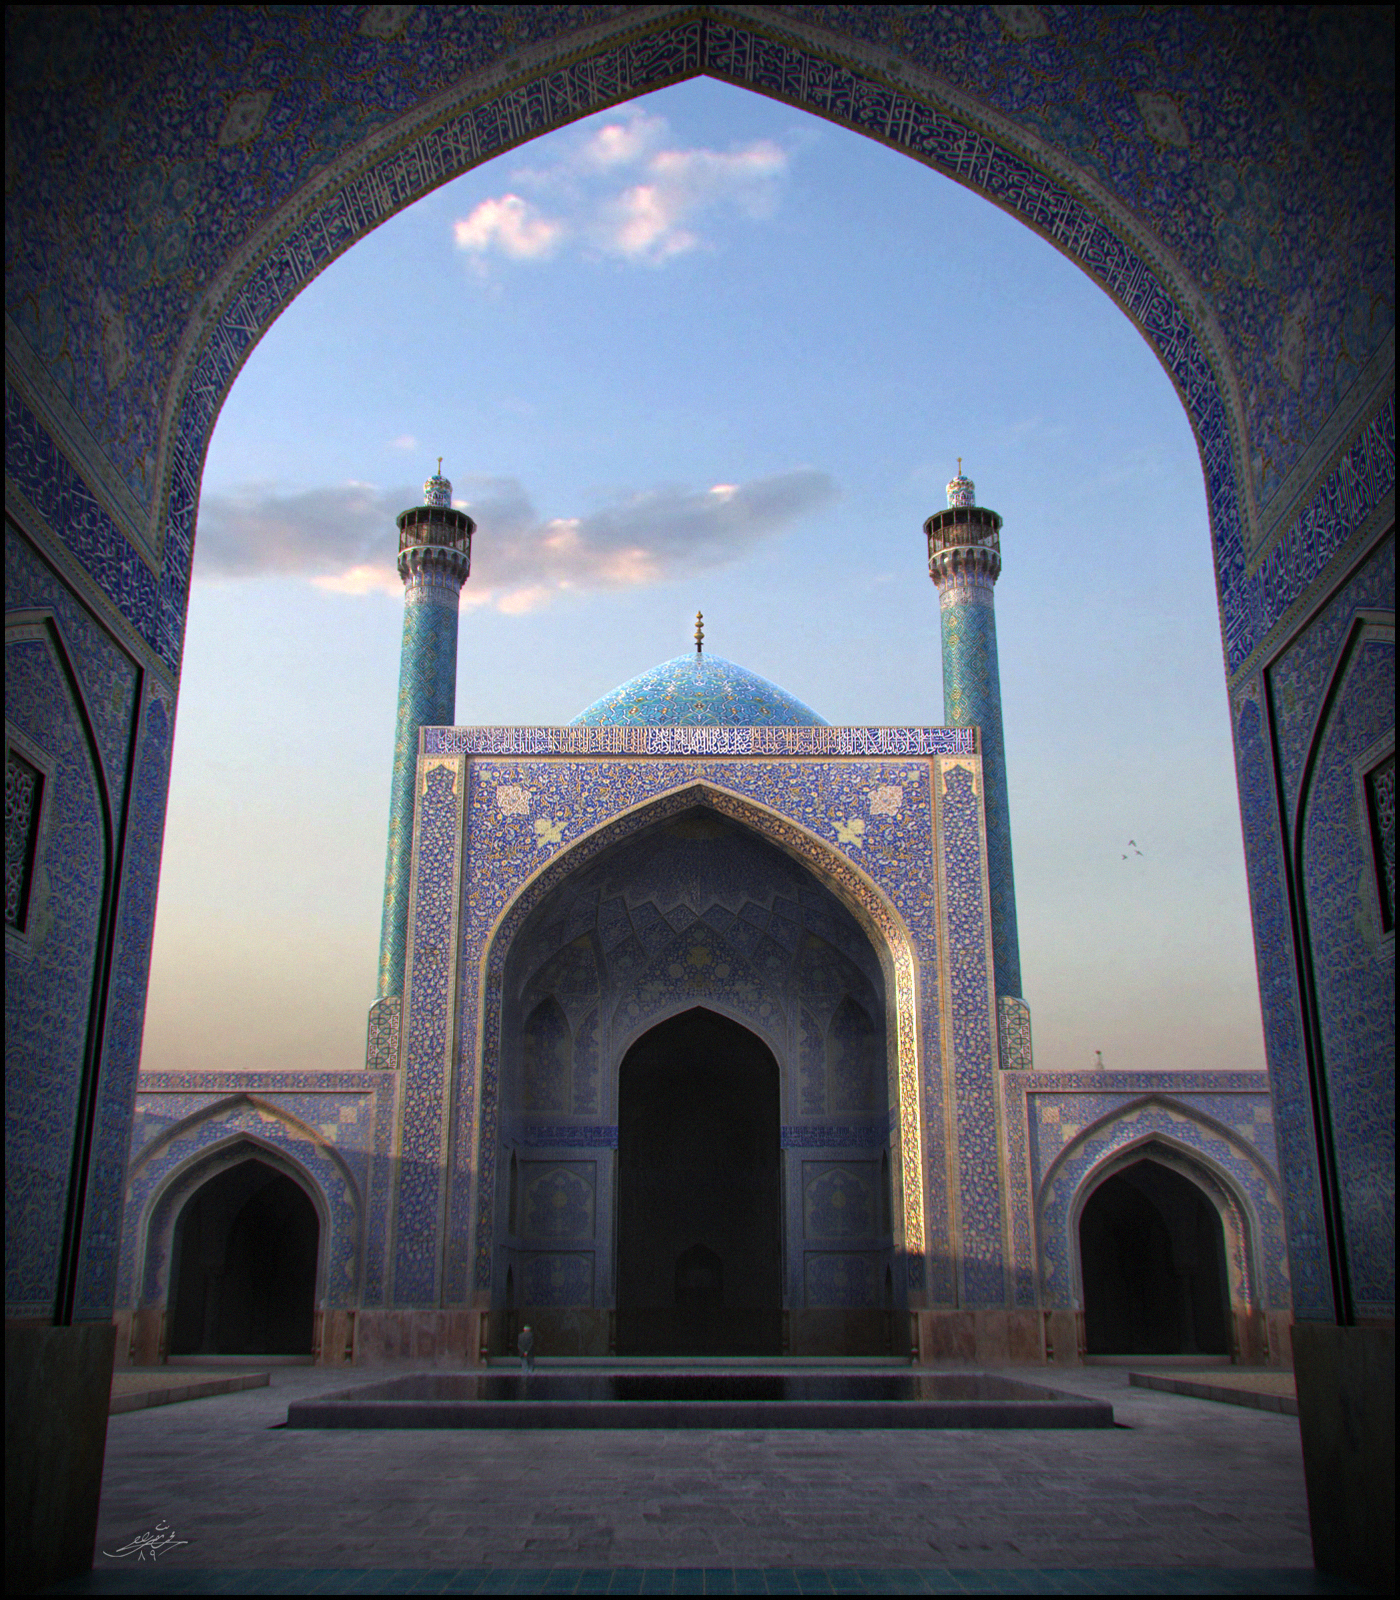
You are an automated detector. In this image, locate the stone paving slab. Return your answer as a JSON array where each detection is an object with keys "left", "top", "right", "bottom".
[
  {"left": 1129, "top": 1371, "right": 1297, "bottom": 1416},
  {"left": 1131, "top": 1370, "right": 1296, "bottom": 1396},
  {"left": 109, "top": 1371, "right": 269, "bottom": 1414},
  {"left": 76, "top": 1365, "right": 1318, "bottom": 1582}
]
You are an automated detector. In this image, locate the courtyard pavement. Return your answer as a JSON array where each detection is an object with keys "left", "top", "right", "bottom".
[{"left": 48, "top": 1363, "right": 1366, "bottom": 1594}]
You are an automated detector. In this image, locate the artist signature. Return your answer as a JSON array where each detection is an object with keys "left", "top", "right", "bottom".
[{"left": 102, "top": 1519, "right": 189, "bottom": 1561}]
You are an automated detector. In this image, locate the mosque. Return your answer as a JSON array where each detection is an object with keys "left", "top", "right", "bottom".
[
  {"left": 9, "top": 11, "right": 1390, "bottom": 1588},
  {"left": 114, "top": 465, "right": 1292, "bottom": 1368}
]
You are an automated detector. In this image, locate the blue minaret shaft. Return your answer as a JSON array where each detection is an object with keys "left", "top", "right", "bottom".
[
  {"left": 377, "top": 467, "right": 474, "bottom": 1001},
  {"left": 927, "top": 468, "right": 1022, "bottom": 1000}
]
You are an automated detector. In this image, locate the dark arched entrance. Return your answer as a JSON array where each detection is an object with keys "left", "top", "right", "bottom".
[
  {"left": 1079, "top": 1158, "right": 1230, "bottom": 1356},
  {"left": 617, "top": 1009, "right": 782, "bottom": 1355},
  {"left": 168, "top": 1158, "right": 318, "bottom": 1355}
]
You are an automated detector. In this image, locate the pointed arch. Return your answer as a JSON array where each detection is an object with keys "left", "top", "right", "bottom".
[
  {"left": 128, "top": 1092, "right": 363, "bottom": 1195},
  {"left": 5, "top": 612, "right": 120, "bottom": 1322},
  {"left": 1285, "top": 611, "right": 1396, "bottom": 1324},
  {"left": 125, "top": 1098, "right": 364, "bottom": 1314},
  {"left": 165, "top": 1153, "right": 320, "bottom": 1357},
  {"left": 147, "top": 8, "right": 1253, "bottom": 625},
  {"left": 1035, "top": 1098, "right": 1289, "bottom": 1325},
  {"left": 1067, "top": 1134, "right": 1258, "bottom": 1317},
  {"left": 468, "top": 779, "right": 924, "bottom": 1299},
  {"left": 1039, "top": 1093, "right": 1279, "bottom": 1197}
]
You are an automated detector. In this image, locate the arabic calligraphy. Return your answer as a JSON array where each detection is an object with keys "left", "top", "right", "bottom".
[{"left": 102, "top": 1520, "right": 189, "bottom": 1561}]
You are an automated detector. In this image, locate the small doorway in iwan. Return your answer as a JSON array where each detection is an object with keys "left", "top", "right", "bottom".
[{"left": 616, "top": 1009, "right": 782, "bottom": 1354}]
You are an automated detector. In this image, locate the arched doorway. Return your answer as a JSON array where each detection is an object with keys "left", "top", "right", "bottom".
[
  {"left": 616, "top": 1008, "right": 782, "bottom": 1355},
  {"left": 1078, "top": 1159, "right": 1230, "bottom": 1356},
  {"left": 168, "top": 1159, "right": 319, "bottom": 1356}
]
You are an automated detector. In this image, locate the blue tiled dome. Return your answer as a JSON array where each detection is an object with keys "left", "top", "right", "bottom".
[{"left": 571, "top": 653, "right": 826, "bottom": 727}]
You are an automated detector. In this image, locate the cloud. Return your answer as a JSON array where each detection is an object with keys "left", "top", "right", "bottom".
[
  {"left": 577, "top": 110, "right": 666, "bottom": 170},
  {"left": 194, "top": 469, "right": 838, "bottom": 612},
  {"left": 452, "top": 108, "right": 791, "bottom": 269},
  {"left": 453, "top": 195, "right": 565, "bottom": 260},
  {"left": 388, "top": 433, "right": 419, "bottom": 451},
  {"left": 596, "top": 142, "right": 787, "bottom": 263},
  {"left": 193, "top": 480, "right": 392, "bottom": 580}
]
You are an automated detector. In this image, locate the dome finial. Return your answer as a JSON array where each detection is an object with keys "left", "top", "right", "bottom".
[
  {"left": 695, "top": 610, "right": 704, "bottom": 655},
  {"left": 423, "top": 460, "right": 452, "bottom": 507},
  {"left": 947, "top": 459, "right": 976, "bottom": 508}
]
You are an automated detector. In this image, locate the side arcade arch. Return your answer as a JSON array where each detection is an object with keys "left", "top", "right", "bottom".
[
  {"left": 118, "top": 1096, "right": 363, "bottom": 1363},
  {"left": 166, "top": 1158, "right": 319, "bottom": 1356},
  {"left": 1036, "top": 1100, "right": 1290, "bottom": 1362},
  {"left": 462, "top": 780, "right": 927, "bottom": 1330}
]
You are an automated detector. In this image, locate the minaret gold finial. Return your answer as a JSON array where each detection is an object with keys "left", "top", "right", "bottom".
[
  {"left": 957, "top": 456, "right": 962, "bottom": 476},
  {"left": 695, "top": 611, "right": 704, "bottom": 655},
  {"left": 437, "top": 456, "right": 443, "bottom": 475}
]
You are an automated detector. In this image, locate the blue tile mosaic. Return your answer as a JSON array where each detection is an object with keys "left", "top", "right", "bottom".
[
  {"left": 516, "top": 1124, "right": 619, "bottom": 1150},
  {"left": 938, "top": 573, "right": 1021, "bottom": 1000},
  {"left": 469, "top": 779, "right": 904, "bottom": 1310},
  {"left": 119, "top": 1070, "right": 399, "bottom": 1313},
  {"left": 393, "top": 758, "right": 466, "bottom": 1305},
  {"left": 5, "top": 629, "right": 108, "bottom": 1316},
  {"left": 572, "top": 652, "right": 826, "bottom": 728},
  {"left": 4, "top": 390, "right": 166, "bottom": 668},
  {"left": 442, "top": 756, "right": 942, "bottom": 1306},
  {"left": 1298, "top": 629, "right": 1395, "bottom": 1316},
  {"left": 1026, "top": 1083, "right": 1291, "bottom": 1314},
  {"left": 782, "top": 1124, "right": 888, "bottom": 1150},
  {"left": 6, "top": 525, "right": 157, "bottom": 1318},
  {"left": 15, "top": 2, "right": 1387, "bottom": 1349},
  {"left": 74, "top": 689, "right": 173, "bottom": 1318},
  {"left": 5, "top": 529, "right": 140, "bottom": 801},
  {"left": 997, "top": 1074, "right": 1037, "bottom": 1311},
  {"left": 426, "top": 726, "right": 974, "bottom": 756},
  {"left": 378, "top": 518, "right": 468, "bottom": 1001},
  {"left": 10, "top": 5, "right": 1389, "bottom": 693},
  {"left": 122, "top": 1093, "right": 369, "bottom": 1312},
  {"left": 1232, "top": 684, "right": 1334, "bottom": 1322},
  {"left": 935, "top": 760, "right": 1004, "bottom": 1307},
  {"left": 1267, "top": 537, "right": 1395, "bottom": 832}
]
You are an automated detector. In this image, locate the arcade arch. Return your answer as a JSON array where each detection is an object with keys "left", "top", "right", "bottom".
[
  {"left": 1060, "top": 1131, "right": 1270, "bottom": 1362},
  {"left": 168, "top": 1158, "right": 319, "bottom": 1357},
  {"left": 121, "top": 1105, "right": 363, "bottom": 1363},
  {"left": 1078, "top": 1158, "right": 1230, "bottom": 1357}
]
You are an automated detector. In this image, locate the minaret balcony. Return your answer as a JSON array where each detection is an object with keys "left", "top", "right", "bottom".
[
  {"left": 924, "top": 504, "right": 1003, "bottom": 556},
  {"left": 397, "top": 504, "right": 474, "bottom": 556}
]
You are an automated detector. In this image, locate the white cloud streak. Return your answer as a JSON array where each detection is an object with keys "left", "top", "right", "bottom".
[
  {"left": 452, "top": 108, "right": 791, "bottom": 269},
  {"left": 194, "top": 470, "right": 838, "bottom": 613}
]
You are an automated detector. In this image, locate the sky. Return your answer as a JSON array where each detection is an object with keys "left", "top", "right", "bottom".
[{"left": 139, "top": 77, "right": 1268, "bottom": 1079}]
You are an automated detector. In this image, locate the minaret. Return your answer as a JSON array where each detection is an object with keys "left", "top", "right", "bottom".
[
  {"left": 376, "top": 464, "right": 474, "bottom": 1005},
  {"left": 926, "top": 464, "right": 1023, "bottom": 1004}
]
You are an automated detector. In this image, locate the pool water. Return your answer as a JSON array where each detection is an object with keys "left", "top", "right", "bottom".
[{"left": 331, "top": 1372, "right": 1059, "bottom": 1404}]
